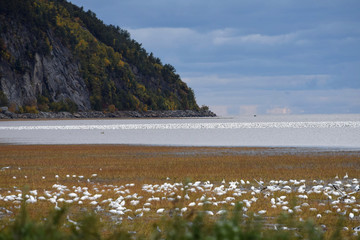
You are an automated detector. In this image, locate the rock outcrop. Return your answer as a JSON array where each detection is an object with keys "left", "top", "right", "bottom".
[{"left": 0, "top": 20, "right": 91, "bottom": 111}]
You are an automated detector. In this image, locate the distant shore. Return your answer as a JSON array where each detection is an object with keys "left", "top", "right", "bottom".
[{"left": 0, "top": 109, "right": 216, "bottom": 120}]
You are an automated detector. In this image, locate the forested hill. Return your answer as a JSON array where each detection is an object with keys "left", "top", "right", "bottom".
[{"left": 0, "top": 0, "right": 201, "bottom": 113}]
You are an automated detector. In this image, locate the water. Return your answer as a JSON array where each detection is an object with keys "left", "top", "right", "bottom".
[{"left": 0, "top": 114, "right": 359, "bottom": 148}]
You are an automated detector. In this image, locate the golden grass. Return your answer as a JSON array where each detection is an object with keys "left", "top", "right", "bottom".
[
  {"left": 0, "top": 145, "right": 359, "bottom": 237},
  {"left": 1, "top": 145, "right": 359, "bottom": 187}
]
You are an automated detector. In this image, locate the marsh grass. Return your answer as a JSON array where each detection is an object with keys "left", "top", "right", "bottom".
[
  {"left": 1, "top": 145, "right": 360, "bottom": 239},
  {"left": 1, "top": 145, "right": 359, "bottom": 187}
]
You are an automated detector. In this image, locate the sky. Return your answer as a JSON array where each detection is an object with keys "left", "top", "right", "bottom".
[{"left": 69, "top": 0, "right": 360, "bottom": 116}]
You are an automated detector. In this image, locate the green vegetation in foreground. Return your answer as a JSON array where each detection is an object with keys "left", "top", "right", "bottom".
[
  {"left": 1, "top": 203, "right": 358, "bottom": 240},
  {"left": 0, "top": 0, "right": 199, "bottom": 112}
]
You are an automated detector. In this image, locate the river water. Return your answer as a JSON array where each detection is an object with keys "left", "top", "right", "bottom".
[{"left": 0, "top": 114, "right": 359, "bottom": 148}]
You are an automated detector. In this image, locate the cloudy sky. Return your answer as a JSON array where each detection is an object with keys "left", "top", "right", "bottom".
[{"left": 69, "top": 0, "right": 360, "bottom": 116}]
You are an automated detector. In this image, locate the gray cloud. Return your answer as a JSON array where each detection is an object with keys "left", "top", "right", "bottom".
[
  {"left": 70, "top": 0, "right": 360, "bottom": 115},
  {"left": 183, "top": 74, "right": 333, "bottom": 91},
  {"left": 198, "top": 88, "right": 360, "bottom": 116}
]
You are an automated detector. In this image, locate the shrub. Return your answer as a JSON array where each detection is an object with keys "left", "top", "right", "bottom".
[
  {"left": 0, "top": 202, "right": 130, "bottom": 240},
  {"left": 0, "top": 202, "right": 349, "bottom": 240},
  {"left": 0, "top": 90, "right": 8, "bottom": 106},
  {"left": 8, "top": 102, "right": 17, "bottom": 112},
  {"left": 200, "top": 105, "right": 209, "bottom": 112},
  {"left": 24, "top": 105, "right": 39, "bottom": 114},
  {"left": 108, "top": 104, "right": 116, "bottom": 113},
  {"left": 37, "top": 95, "right": 50, "bottom": 112},
  {"left": 49, "top": 99, "right": 78, "bottom": 113}
]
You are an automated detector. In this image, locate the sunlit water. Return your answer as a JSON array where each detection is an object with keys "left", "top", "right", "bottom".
[{"left": 0, "top": 114, "right": 359, "bottom": 148}]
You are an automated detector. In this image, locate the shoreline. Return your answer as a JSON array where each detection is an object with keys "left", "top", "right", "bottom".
[
  {"left": 0, "top": 143, "right": 359, "bottom": 153},
  {"left": 0, "top": 109, "right": 216, "bottom": 120}
]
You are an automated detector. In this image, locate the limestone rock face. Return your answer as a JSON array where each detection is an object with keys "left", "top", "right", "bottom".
[{"left": 0, "top": 21, "right": 91, "bottom": 110}]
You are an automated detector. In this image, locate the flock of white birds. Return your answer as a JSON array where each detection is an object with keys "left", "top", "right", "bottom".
[
  {"left": 1, "top": 121, "right": 359, "bottom": 130},
  {"left": 1, "top": 169, "right": 360, "bottom": 235}
]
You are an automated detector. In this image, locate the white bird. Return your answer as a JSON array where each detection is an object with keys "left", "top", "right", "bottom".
[
  {"left": 117, "top": 210, "right": 125, "bottom": 215},
  {"left": 205, "top": 210, "right": 214, "bottom": 216},
  {"left": 216, "top": 210, "right": 226, "bottom": 215},
  {"left": 254, "top": 179, "right": 268, "bottom": 192},
  {"left": 297, "top": 195, "right": 308, "bottom": 199},
  {"left": 67, "top": 215, "right": 77, "bottom": 225},
  {"left": 282, "top": 206, "right": 289, "bottom": 211},
  {"left": 68, "top": 193, "right": 78, "bottom": 198},
  {"left": 130, "top": 200, "right": 139, "bottom": 206},
  {"left": 29, "top": 190, "right": 38, "bottom": 196},
  {"left": 338, "top": 209, "right": 347, "bottom": 216},
  {"left": 331, "top": 184, "right": 352, "bottom": 201},
  {"left": 1, "top": 166, "right": 10, "bottom": 171},
  {"left": 136, "top": 212, "right": 144, "bottom": 218},
  {"left": 156, "top": 208, "right": 165, "bottom": 214},
  {"left": 349, "top": 212, "right": 355, "bottom": 219},
  {"left": 26, "top": 196, "right": 37, "bottom": 204}
]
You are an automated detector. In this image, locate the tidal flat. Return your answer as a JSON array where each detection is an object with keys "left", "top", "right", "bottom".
[
  {"left": 1, "top": 114, "right": 359, "bottom": 147},
  {"left": 0, "top": 145, "right": 360, "bottom": 238}
]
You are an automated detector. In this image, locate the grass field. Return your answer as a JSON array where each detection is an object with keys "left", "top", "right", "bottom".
[{"left": 0, "top": 145, "right": 360, "bottom": 239}]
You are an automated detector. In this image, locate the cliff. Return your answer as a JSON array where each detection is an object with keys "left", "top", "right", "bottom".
[
  {"left": 0, "top": 0, "right": 207, "bottom": 115},
  {"left": 0, "top": 18, "right": 91, "bottom": 110}
]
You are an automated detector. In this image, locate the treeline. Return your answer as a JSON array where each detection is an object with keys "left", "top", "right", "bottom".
[{"left": 0, "top": 0, "right": 199, "bottom": 112}]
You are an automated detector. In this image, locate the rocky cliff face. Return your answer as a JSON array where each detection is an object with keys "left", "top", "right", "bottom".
[{"left": 0, "top": 19, "right": 91, "bottom": 111}]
